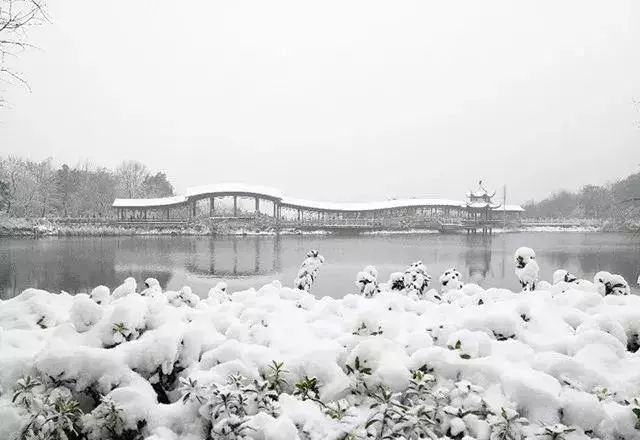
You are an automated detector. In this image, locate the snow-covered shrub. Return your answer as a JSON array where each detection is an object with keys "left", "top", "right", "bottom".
[
  {"left": 594, "top": 271, "right": 631, "bottom": 296},
  {"left": 387, "top": 261, "right": 433, "bottom": 299},
  {"left": 514, "top": 247, "right": 539, "bottom": 291},
  {"left": 345, "top": 356, "right": 372, "bottom": 398},
  {"left": 488, "top": 407, "right": 529, "bottom": 440},
  {"left": 356, "top": 265, "right": 380, "bottom": 297},
  {"left": 439, "top": 268, "right": 464, "bottom": 293},
  {"left": 363, "top": 383, "right": 437, "bottom": 440},
  {"left": 139, "top": 278, "right": 161, "bottom": 297},
  {"left": 166, "top": 286, "right": 200, "bottom": 307},
  {"left": 293, "top": 375, "right": 321, "bottom": 402},
  {"left": 100, "top": 293, "right": 149, "bottom": 347},
  {"left": 69, "top": 293, "right": 103, "bottom": 332},
  {"left": 537, "top": 423, "right": 576, "bottom": 439},
  {"left": 90, "top": 285, "right": 111, "bottom": 305},
  {"left": 293, "top": 250, "right": 325, "bottom": 292},
  {"left": 352, "top": 321, "right": 384, "bottom": 336},
  {"left": 552, "top": 269, "right": 577, "bottom": 284},
  {"left": 112, "top": 277, "right": 137, "bottom": 299},
  {"left": 263, "top": 360, "right": 290, "bottom": 396},
  {"left": 11, "top": 375, "right": 84, "bottom": 440},
  {"left": 208, "top": 282, "right": 230, "bottom": 304},
  {"left": 3, "top": 258, "right": 640, "bottom": 440},
  {"left": 388, "top": 272, "right": 405, "bottom": 292},
  {"left": 82, "top": 395, "right": 129, "bottom": 440},
  {"left": 180, "top": 373, "right": 279, "bottom": 438}
]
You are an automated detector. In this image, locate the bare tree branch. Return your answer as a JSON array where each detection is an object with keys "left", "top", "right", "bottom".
[{"left": 0, "top": 0, "right": 48, "bottom": 105}]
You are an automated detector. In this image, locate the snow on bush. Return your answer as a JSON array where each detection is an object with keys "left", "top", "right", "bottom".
[
  {"left": 439, "top": 268, "right": 463, "bottom": 293},
  {"left": 293, "top": 250, "right": 325, "bottom": 292},
  {"left": 140, "top": 278, "right": 162, "bottom": 297},
  {"left": 383, "top": 261, "right": 435, "bottom": 301},
  {"left": 2, "top": 252, "right": 640, "bottom": 439},
  {"left": 112, "top": 277, "right": 137, "bottom": 300},
  {"left": 514, "top": 247, "right": 539, "bottom": 291},
  {"left": 595, "top": 271, "right": 631, "bottom": 296},
  {"left": 356, "top": 266, "right": 380, "bottom": 297}
]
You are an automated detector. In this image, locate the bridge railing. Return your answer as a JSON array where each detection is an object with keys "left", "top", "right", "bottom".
[
  {"left": 520, "top": 218, "right": 603, "bottom": 226},
  {"left": 279, "top": 216, "right": 447, "bottom": 228}
]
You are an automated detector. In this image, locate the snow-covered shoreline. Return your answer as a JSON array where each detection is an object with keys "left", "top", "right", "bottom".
[{"left": 2, "top": 265, "right": 640, "bottom": 439}]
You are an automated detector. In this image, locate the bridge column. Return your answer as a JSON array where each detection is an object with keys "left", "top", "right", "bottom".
[
  {"left": 233, "top": 196, "right": 238, "bottom": 217},
  {"left": 255, "top": 197, "right": 260, "bottom": 216},
  {"left": 297, "top": 209, "right": 301, "bottom": 222},
  {"left": 274, "top": 202, "right": 281, "bottom": 231},
  {"left": 165, "top": 208, "right": 170, "bottom": 220},
  {"left": 210, "top": 197, "right": 215, "bottom": 217}
]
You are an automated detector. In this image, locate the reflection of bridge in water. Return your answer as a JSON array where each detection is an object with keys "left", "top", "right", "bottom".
[
  {"left": 113, "top": 183, "right": 524, "bottom": 234},
  {"left": 183, "top": 236, "right": 281, "bottom": 278},
  {"left": 112, "top": 236, "right": 282, "bottom": 280}
]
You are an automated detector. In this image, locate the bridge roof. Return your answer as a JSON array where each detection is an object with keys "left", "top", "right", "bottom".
[
  {"left": 113, "top": 195, "right": 187, "bottom": 208},
  {"left": 280, "top": 197, "right": 467, "bottom": 211},
  {"left": 494, "top": 204, "right": 525, "bottom": 212},
  {"left": 185, "top": 183, "right": 284, "bottom": 199},
  {"left": 112, "top": 184, "right": 525, "bottom": 212}
]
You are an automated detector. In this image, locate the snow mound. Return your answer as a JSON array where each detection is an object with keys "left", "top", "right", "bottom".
[{"left": 2, "top": 270, "right": 640, "bottom": 439}]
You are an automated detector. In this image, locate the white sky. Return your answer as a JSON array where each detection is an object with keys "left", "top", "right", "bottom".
[{"left": 1, "top": 0, "right": 639, "bottom": 204}]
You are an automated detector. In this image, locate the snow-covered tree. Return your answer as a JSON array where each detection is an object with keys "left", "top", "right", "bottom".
[
  {"left": 356, "top": 265, "right": 379, "bottom": 297},
  {"left": 293, "top": 250, "right": 324, "bottom": 292},
  {"left": 514, "top": 247, "right": 539, "bottom": 291}
]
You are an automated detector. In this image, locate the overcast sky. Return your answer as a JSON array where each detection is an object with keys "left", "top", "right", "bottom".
[{"left": 1, "top": 0, "right": 639, "bottom": 204}]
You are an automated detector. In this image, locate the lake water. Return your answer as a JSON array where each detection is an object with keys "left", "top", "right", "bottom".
[{"left": 1, "top": 232, "right": 639, "bottom": 300}]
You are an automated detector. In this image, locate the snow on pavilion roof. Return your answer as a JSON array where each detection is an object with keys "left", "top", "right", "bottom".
[
  {"left": 466, "top": 201, "right": 502, "bottom": 209},
  {"left": 113, "top": 183, "right": 525, "bottom": 212},
  {"left": 466, "top": 180, "right": 496, "bottom": 199}
]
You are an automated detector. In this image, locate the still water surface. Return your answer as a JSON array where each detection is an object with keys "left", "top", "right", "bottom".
[{"left": 1, "top": 232, "right": 639, "bottom": 300}]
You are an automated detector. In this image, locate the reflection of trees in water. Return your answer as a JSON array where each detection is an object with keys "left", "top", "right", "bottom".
[
  {"left": 0, "top": 239, "right": 119, "bottom": 298},
  {"left": 464, "top": 236, "right": 492, "bottom": 283},
  {"left": 548, "top": 247, "right": 640, "bottom": 284}
]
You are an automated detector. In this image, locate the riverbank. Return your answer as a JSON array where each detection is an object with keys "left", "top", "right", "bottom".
[
  {"left": 1, "top": 271, "right": 640, "bottom": 439},
  {"left": 1, "top": 216, "right": 638, "bottom": 237}
]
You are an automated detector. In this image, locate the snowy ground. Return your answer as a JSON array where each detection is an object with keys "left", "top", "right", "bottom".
[
  {"left": 517, "top": 226, "right": 601, "bottom": 233},
  {"left": 1, "top": 261, "right": 640, "bottom": 439}
]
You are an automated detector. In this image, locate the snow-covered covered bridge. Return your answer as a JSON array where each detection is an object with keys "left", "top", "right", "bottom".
[{"left": 112, "top": 183, "right": 524, "bottom": 232}]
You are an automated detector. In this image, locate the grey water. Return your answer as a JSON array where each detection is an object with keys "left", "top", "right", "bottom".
[{"left": 1, "top": 232, "right": 639, "bottom": 300}]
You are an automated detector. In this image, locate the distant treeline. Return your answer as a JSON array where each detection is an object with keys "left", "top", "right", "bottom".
[
  {"left": 523, "top": 170, "right": 640, "bottom": 220},
  {"left": 0, "top": 157, "right": 174, "bottom": 218}
]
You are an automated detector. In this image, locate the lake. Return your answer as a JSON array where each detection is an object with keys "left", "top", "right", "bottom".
[{"left": 1, "top": 232, "right": 639, "bottom": 300}]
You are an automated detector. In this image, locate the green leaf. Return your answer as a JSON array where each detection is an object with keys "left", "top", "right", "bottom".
[{"left": 365, "top": 418, "right": 379, "bottom": 429}]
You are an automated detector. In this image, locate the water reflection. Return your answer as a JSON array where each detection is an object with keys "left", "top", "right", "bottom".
[
  {"left": 184, "top": 236, "right": 281, "bottom": 277},
  {"left": 1, "top": 232, "right": 639, "bottom": 299},
  {"left": 464, "top": 236, "right": 493, "bottom": 283}
]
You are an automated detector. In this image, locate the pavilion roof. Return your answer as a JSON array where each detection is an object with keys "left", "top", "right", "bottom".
[{"left": 466, "top": 180, "right": 496, "bottom": 199}]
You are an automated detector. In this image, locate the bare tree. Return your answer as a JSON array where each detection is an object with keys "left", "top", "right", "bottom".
[
  {"left": 116, "top": 160, "right": 149, "bottom": 198},
  {"left": 0, "top": 0, "right": 48, "bottom": 106}
]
